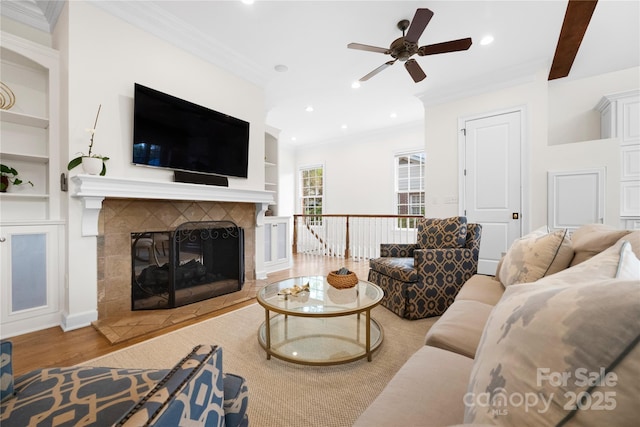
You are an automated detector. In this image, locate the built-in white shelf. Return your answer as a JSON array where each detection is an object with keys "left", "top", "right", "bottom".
[
  {"left": 0, "top": 193, "right": 49, "bottom": 200},
  {"left": 0, "top": 110, "right": 49, "bottom": 129},
  {"left": 0, "top": 152, "right": 49, "bottom": 163}
]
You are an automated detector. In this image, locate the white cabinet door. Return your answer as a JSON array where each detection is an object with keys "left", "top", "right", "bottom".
[
  {"left": 0, "top": 224, "right": 62, "bottom": 337},
  {"left": 264, "top": 217, "right": 291, "bottom": 273}
]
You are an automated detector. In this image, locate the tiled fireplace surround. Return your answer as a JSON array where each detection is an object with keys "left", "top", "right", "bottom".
[
  {"left": 96, "top": 198, "right": 257, "bottom": 319},
  {"left": 72, "top": 175, "right": 273, "bottom": 342}
]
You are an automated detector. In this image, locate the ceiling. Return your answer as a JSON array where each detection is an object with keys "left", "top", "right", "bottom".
[{"left": 3, "top": 1, "right": 639, "bottom": 146}]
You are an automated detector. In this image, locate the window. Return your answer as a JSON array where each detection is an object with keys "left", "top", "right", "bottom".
[
  {"left": 396, "top": 152, "right": 425, "bottom": 228},
  {"left": 300, "top": 166, "right": 324, "bottom": 225}
]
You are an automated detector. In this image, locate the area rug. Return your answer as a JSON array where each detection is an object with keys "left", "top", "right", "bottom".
[{"left": 80, "top": 303, "right": 438, "bottom": 427}]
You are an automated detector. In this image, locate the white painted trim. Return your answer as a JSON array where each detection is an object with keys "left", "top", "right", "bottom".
[
  {"left": 71, "top": 174, "right": 274, "bottom": 236},
  {"left": 547, "top": 168, "right": 606, "bottom": 229},
  {"left": 61, "top": 309, "right": 98, "bottom": 332},
  {"left": 88, "top": 0, "right": 269, "bottom": 87}
]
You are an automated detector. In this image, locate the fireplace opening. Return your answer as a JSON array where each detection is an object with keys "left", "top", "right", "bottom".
[{"left": 131, "top": 221, "right": 245, "bottom": 310}]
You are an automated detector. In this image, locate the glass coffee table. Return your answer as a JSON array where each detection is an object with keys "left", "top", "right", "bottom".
[{"left": 257, "top": 276, "right": 384, "bottom": 365}]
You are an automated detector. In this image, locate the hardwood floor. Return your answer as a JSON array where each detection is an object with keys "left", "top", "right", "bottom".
[{"left": 6, "top": 254, "right": 372, "bottom": 377}]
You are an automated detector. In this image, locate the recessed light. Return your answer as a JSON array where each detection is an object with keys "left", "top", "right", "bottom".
[
  {"left": 351, "top": 81, "right": 361, "bottom": 89},
  {"left": 305, "top": 105, "right": 314, "bottom": 112},
  {"left": 480, "top": 35, "right": 494, "bottom": 46},
  {"left": 390, "top": 112, "right": 397, "bottom": 119},
  {"left": 291, "top": 136, "right": 297, "bottom": 141},
  {"left": 341, "top": 124, "right": 348, "bottom": 129},
  {"left": 241, "top": 0, "right": 254, "bottom": 5},
  {"left": 274, "top": 64, "right": 288, "bottom": 72}
]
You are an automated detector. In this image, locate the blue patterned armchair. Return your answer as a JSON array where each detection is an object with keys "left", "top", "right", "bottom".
[
  {"left": 0, "top": 341, "right": 248, "bottom": 427},
  {"left": 368, "top": 217, "right": 482, "bottom": 319}
]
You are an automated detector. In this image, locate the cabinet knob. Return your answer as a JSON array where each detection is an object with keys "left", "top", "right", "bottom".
[{"left": 0, "top": 237, "right": 6, "bottom": 243}]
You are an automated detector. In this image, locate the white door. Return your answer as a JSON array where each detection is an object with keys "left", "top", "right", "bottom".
[{"left": 461, "top": 110, "right": 522, "bottom": 275}]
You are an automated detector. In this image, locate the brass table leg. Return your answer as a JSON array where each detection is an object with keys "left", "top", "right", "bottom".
[
  {"left": 265, "top": 308, "right": 271, "bottom": 360},
  {"left": 366, "top": 309, "right": 372, "bottom": 362}
]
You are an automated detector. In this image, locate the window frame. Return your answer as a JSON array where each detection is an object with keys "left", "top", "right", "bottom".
[
  {"left": 299, "top": 164, "right": 324, "bottom": 225},
  {"left": 394, "top": 151, "right": 426, "bottom": 229}
]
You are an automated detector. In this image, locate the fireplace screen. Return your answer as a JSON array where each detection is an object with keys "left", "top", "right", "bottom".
[{"left": 131, "top": 221, "right": 245, "bottom": 310}]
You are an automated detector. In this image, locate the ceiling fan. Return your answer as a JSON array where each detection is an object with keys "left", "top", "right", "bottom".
[
  {"left": 548, "top": 0, "right": 598, "bottom": 80},
  {"left": 347, "top": 8, "right": 472, "bottom": 83}
]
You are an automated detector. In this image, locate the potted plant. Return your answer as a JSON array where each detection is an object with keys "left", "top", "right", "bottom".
[
  {"left": 0, "top": 164, "right": 34, "bottom": 192},
  {"left": 67, "top": 104, "right": 109, "bottom": 176}
]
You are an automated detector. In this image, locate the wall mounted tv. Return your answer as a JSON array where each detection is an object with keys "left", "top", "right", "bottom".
[{"left": 133, "top": 83, "right": 250, "bottom": 178}]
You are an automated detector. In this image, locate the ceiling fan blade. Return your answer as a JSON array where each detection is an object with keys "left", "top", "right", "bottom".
[
  {"left": 347, "top": 42, "right": 389, "bottom": 54},
  {"left": 360, "top": 60, "right": 397, "bottom": 81},
  {"left": 405, "top": 59, "right": 426, "bottom": 83},
  {"left": 418, "top": 38, "right": 473, "bottom": 56},
  {"left": 405, "top": 8, "right": 434, "bottom": 44},
  {"left": 548, "top": 0, "right": 598, "bottom": 80}
]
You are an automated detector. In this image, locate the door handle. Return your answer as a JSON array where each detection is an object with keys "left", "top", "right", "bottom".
[{"left": 512, "top": 213, "right": 519, "bottom": 220}]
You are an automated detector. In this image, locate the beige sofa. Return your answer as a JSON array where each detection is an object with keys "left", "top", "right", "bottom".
[{"left": 354, "top": 224, "right": 640, "bottom": 426}]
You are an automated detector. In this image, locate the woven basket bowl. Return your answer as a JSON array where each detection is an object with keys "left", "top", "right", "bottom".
[{"left": 327, "top": 271, "right": 358, "bottom": 289}]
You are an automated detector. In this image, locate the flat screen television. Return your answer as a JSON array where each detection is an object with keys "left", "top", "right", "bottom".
[{"left": 132, "top": 83, "right": 250, "bottom": 178}]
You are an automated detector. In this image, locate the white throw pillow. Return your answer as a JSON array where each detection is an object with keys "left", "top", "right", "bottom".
[{"left": 616, "top": 240, "right": 640, "bottom": 279}]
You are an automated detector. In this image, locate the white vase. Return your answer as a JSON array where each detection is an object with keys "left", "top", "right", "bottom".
[{"left": 82, "top": 157, "right": 103, "bottom": 175}]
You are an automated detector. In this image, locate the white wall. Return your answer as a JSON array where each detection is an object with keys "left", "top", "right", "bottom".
[
  {"left": 294, "top": 121, "right": 425, "bottom": 215},
  {"left": 52, "top": 2, "right": 266, "bottom": 329},
  {"left": 548, "top": 68, "right": 640, "bottom": 145},
  {"left": 423, "top": 66, "right": 639, "bottom": 230},
  {"left": 423, "top": 70, "right": 547, "bottom": 225},
  {"left": 288, "top": 66, "right": 638, "bottom": 234}
]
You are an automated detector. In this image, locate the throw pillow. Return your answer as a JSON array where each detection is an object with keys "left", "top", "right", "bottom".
[
  {"left": 532, "top": 239, "right": 638, "bottom": 286},
  {"left": 498, "top": 228, "right": 573, "bottom": 287},
  {"left": 616, "top": 240, "right": 640, "bottom": 279},
  {"left": 465, "top": 278, "right": 640, "bottom": 426},
  {"left": 569, "top": 224, "right": 631, "bottom": 266},
  {"left": 416, "top": 216, "right": 467, "bottom": 249}
]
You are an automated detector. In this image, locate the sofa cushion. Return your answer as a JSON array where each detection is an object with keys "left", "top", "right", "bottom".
[
  {"left": 353, "top": 346, "right": 474, "bottom": 427},
  {"left": 455, "top": 274, "right": 505, "bottom": 306},
  {"left": 569, "top": 223, "right": 631, "bottom": 266},
  {"left": 498, "top": 227, "right": 573, "bottom": 287},
  {"left": 464, "top": 278, "right": 640, "bottom": 426},
  {"left": 368, "top": 257, "right": 417, "bottom": 282},
  {"left": 417, "top": 216, "right": 467, "bottom": 249},
  {"left": 424, "top": 300, "right": 494, "bottom": 359},
  {"left": 0, "top": 342, "right": 13, "bottom": 403}
]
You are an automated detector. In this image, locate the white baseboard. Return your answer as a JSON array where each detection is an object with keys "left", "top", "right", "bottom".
[{"left": 61, "top": 310, "right": 98, "bottom": 332}]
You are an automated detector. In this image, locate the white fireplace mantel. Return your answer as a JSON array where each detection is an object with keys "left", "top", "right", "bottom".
[{"left": 71, "top": 174, "right": 274, "bottom": 236}]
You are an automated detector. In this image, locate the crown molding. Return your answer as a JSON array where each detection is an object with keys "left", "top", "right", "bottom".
[
  {"left": 417, "top": 58, "right": 550, "bottom": 108},
  {"left": 1, "top": 0, "right": 51, "bottom": 32},
  {"left": 88, "top": 0, "right": 269, "bottom": 88},
  {"left": 36, "top": 0, "right": 64, "bottom": 30}
]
